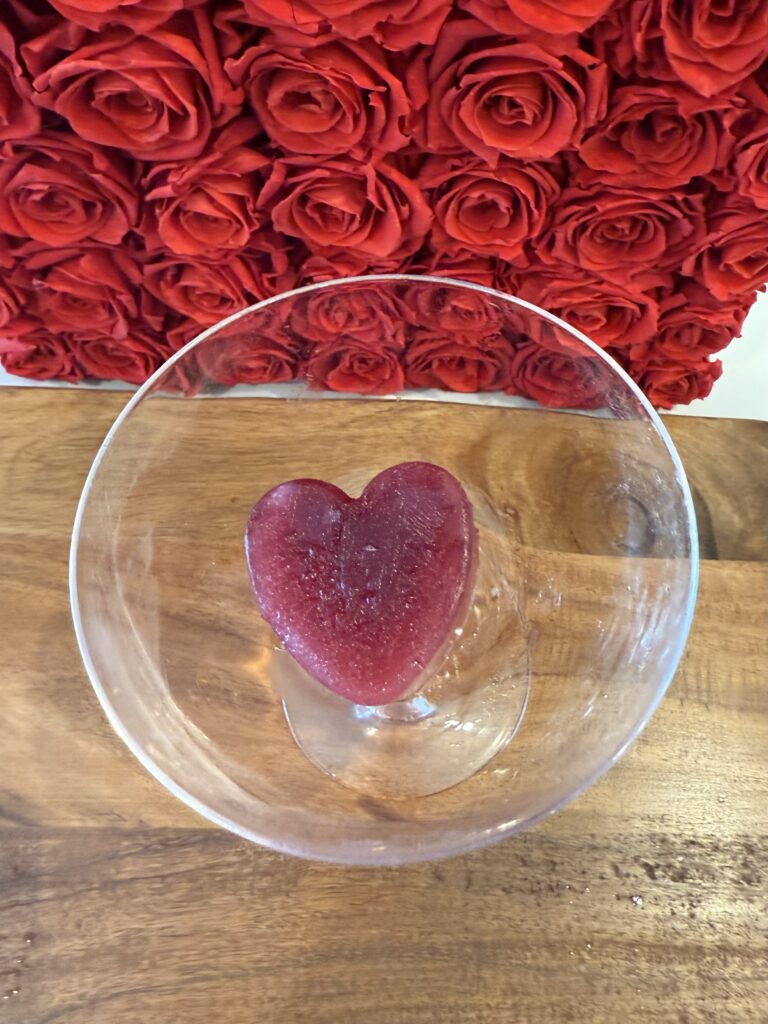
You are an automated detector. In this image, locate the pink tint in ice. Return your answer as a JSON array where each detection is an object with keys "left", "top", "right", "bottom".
[{"left": 245, "top": 462, "right": 477, "bottom": 705}]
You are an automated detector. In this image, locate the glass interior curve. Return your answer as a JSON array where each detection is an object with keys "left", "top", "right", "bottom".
[{"left": 70, "top": 275, "right": 698, "bottom": 865}]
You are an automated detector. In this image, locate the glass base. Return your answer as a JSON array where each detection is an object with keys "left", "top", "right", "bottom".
[
  {"left": 271, "top": 504, "right": 531, "bottom": 799},
  {"left": 275, "top": 657, "right": 529, "bottom": 799}
]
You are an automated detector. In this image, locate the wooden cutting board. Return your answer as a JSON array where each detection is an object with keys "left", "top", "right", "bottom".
[{"left": 1, "top": 388, "right": 766, "bottom": 1024}]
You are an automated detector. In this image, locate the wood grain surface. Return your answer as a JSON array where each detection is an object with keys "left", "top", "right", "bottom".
[{"left": 1, "top": 388, "right": 767, "bottom": 1024}]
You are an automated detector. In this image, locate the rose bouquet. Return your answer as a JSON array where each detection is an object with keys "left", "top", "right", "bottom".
[{"left": 1, "top": 0, "right": 767, "bottom": 408}]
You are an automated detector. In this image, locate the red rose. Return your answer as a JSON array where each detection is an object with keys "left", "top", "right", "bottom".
[
  {"left": 237, "top": 0, "right": 451, "bottom": 51},
  {"left": 0, "top": 234, "right": 17, "bottom": 268},
  {"left": 245, "top": 230, "right": 299, "bottom": 297},
  {"left": 149, "top": 319, "right": 205, "bottom": 394},
  {"left": 506, "top": 340, "right": 608, "bottom": 409},
  {"left": 72, "top": 328, "right": 166, "bottom": 383},
  {"left": 649, "top": 280, "right": 752, "bottom": 362},
  {"left": 516, "top": 264, "right": 661, "bottom": 352},
  {"left": 459, "top": 0, "right": 614, "bottom": 36},
  {"left": 541, "top": 183, "right": 706, "bottom": 287},
  {"left": 637, "top": 356, "right": 723, "bottom": 409},
  {"left": 261, "top": 157, "right": 432, "bottom": 259},
  {"left": 3, "top": 2, "right": 59, "bottom": 39},
  {"left": 305, "top": 337, "right": 404, "bottom": 394},
  {"left": 660, "top": 0, "right": 768, "bottom": 97},
  {"left": 300, "top": 253, "right": 365, "bottom": 283},
  {"left": 684, "top": 196, "right": 768, "bottom": 299},
  {"left": 494, "top": 258, "right": 521, "bottom": 297},
  {"left": 399, "top": 279, "right": 504, "bottom": 337},
  {"left": 26, "top": 21, "right": 242, "bottom": 160},
  {"left": 0, "top": 327, "right": 85, "bottom": 382},
  {"left": 578, "top": 83, "right": 734, "bottom": 187},
  {"left": 411, "top": 247, "right": 496, "bottom": 288},
  {"left": 733, "top": 119, "right": 768, "bottom": 209},
  {"left": 0, "top": 132, "right": 138, "bottom": 246},
  {"left": 165, "top": 315, "right": 202, "bottom": 353},
  {"left": 0, "top": 283, "right": 23, "bottom": 329},
  {"left": 45, "top": 0, "right": 200, "bottom": 31},
  {"left": 196, "top": 321, "right": 302, "bottom": 385},
  {"left": 228, "top": 30, "right": 410, "bottom": 158},
  {"left": 419, "top": 155, "right": 560, "bottom": 261},
  {"left": 141, "top": 120, "right": 267, "bottom": 257},
  {"left": 14, "top": 245, "right": 157, "bottom": 340},
  {"left": 291, "top": 284, "right": 405, "bottom": 345},
  {"left": 0, "top": 261, "right": 27, "bottom": 329},
  {"left": 144, "top": 253, "right": 272, "bottom": 326},
  {"left": 213, "top": 2, "right": 261, "bottom": 60},
  {"left": 299, "top": 250, "right": 410, "bottom": 282},
  {"left": 0, "top": 21, "right": 40, "bottom": 141},
  {"left": 411, "top": 19, "right": 607, "bottom": 166},
  {"left": 404, "top": 328, "right": 513, "bottom": 392},
  {"left": 588, "top": 1, "right": 676, "bottom": 83},
  {"left": 739, "top": 62, "right": 768, "bottom": 113}
]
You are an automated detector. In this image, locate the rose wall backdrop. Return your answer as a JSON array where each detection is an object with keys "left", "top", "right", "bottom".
[{"left": 1, "top": 0, "right": 767, "bottom": 408}]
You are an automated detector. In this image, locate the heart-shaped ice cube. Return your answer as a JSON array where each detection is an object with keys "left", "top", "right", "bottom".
[{"left": 245, "top": 462, "right": 477, "bottom": 705}]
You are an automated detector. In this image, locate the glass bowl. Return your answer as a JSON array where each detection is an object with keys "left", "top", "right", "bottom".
[{"left": 70, "top": 275, "right": 698, "bottom": 865}]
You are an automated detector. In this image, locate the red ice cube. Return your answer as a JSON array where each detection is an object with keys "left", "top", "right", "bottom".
[{"left": 245, "top": 462, "right": 477, "bottom": 706}]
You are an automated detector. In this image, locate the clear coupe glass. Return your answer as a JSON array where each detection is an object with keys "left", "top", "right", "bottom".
[{"left": 70, "top": 275, "right": 698, "bottom": 865}]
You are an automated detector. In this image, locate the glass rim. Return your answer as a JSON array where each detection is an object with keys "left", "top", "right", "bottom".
[{"left": 68, "top": 273, "right": 700, "bottom": 864}]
